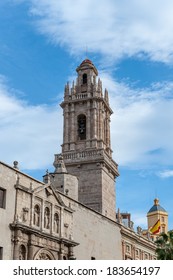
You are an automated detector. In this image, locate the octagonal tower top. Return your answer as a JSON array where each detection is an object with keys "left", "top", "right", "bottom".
[{"left": 76, "top": 58, "right": 98, "bottom": 75}]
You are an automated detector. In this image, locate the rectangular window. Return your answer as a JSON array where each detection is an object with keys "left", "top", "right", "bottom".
[
  {"left": 162, "top": 226, "right": 165, "bottom": 233},
  {"left": 0, "top": 188, "right": 6, "bottom": 209},
  {"left": 0, "top": 247, "right": 3, "bottom": 260},
  {"left": 135, "top": 250, "right": 139, "bottom": 256},
  {"left": 126, "top": 244, "right": 130, "bottom": 253}
]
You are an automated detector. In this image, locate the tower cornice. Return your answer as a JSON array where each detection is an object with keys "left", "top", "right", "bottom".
[
  {"left": 60, "top": 96, "right": 113, "bottom": 114},
  {"left": 55, "top": 149, "right": 119, "bottom": 178}
]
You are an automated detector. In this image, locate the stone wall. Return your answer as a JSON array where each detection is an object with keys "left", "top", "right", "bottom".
[
  {"left": 0, "top": 162, "right": 16, "bottom": 259},
  {"left": 61, "top": 193, "right": 122, "bottom": 260}
]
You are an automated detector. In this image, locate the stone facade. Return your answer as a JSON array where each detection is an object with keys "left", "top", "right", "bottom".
[
  {"left": 0, "top": 161, "right": 77, "bottom": 260},
  {"left": 0, "top": 160, "right": 156, "bottom": 260},
  {"left": 121, "top": 226, "right": 156, "bottom": 260}
]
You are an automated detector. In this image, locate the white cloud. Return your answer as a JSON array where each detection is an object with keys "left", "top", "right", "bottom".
[
  {"left": 0, "top": 76, "right": 62, "bottom": 170},
  {"left": 99, "top": 72, "right": 173, "bottom": 168},
  {"left": 158, "top": 170, "right": 173, "bottom": 178},
  {"left": 20, "top": 0, "right": 173, "bottom": 64},
  {"left": 131, "top": 213, "right": 147, "bottom": 229}
]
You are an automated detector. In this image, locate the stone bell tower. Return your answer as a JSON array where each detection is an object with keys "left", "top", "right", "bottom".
[{"left": 54, "top": 59, "right": 119, "bottom": 220}]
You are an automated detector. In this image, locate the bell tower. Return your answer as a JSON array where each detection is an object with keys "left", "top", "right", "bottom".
[{"left": 54, "top": 59, "right": 119, "bottom": 220}]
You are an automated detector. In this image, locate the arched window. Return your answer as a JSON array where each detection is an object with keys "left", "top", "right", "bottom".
[
  {"left": 19, "top": 245, "right": 26, "bottom": 260},
  {"left": 33, "top": 204, "right": 40, "bottom": 226},
  {"left": 54, "top": 213, "right": 59, "bottom": 233},
  {"left": 44, "top": 207, "right": 50, "bottom": 229},
  {"left": 82, "top": 73, "right": 87, "bottom": 84},
  {"left": 78, "top": 114, "right": 86, "bottom": 140}
]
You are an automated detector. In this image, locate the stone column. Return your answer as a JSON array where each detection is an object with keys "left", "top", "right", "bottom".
[
  {"left": 30, "top": 193, "right": 33, "bottom": 227},
  {"left": 122, "top": 240, "right": 125, "bottom": 260},
  {"left": 141, "top": 250, "right": 144, "bottom": 260},
  {"left": 60, "top": 207, "right": 64, "bottom": 238},
  {"left": 41, "top": 199, "right": 44, "bottom": 231},
  {"left": 132, "top": 245, "right": 135, "bottom": 259},
  {"left": 69, "top": 246, "right": 76, "bottom": 260},
  {"left": 51, "top": 203, "right": 54, "bottom": 234},
  {"left": 63, "top": 104, "right": 69, "bottom": 151},
  {"left": 93, "top": 101, "right": 97, "bottom": 138},
  {"left": 105, "top": 111, "right": 109, "bottom": 147},
  {"left": 97, "top": 104, "right": 99, "bottom": 141},
  {"left": 70, "top": 104, "right": 75, "bottom": 150},
  {"left": 28, "top": 244, "right": 34, "bottom": 260},
  {"left": 98, "top": 102, "right": 101, "bottom": 140},
  {"left": 92, "top": 101, "right": 97, "bottom": 148},
  {"left": 104, "top": 118, "right": 106, "bottom": 145},
  {"left": 59, "top": 243, "right": 65, "bottom": 260},
  {"left": 13, "top": 239, "right": 19, "bottom": 260},
  {"left": 98, "top": 102, "right": 104, "bottom": 148},
  {"left": 86, "top": 100, "right": 91, "bottom": 148},
  {"left": 107, "top": 116, "right": 111, "bottom": 148}
]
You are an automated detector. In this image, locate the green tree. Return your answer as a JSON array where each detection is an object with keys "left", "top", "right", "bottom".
[{"left": 155, "top": 230, "right": 173, "bottom": 260}]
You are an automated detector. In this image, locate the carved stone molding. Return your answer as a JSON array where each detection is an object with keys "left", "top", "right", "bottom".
[{"left": 34, "top": 248, "right": 55, "bottom": 260}]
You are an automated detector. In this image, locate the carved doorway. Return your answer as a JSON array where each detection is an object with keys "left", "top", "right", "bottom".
[{"left": 34, "top": 248, "right": 55, "bottom": 260}]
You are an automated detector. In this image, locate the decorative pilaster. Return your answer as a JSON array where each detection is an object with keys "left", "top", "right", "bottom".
[
  {"left": 41, "top": 199, "right": 44, "bottom": 231},
  {"left": 13, "top": 239, "right": 20, "bottom": 260},
  {"left": 50, "top": 203, "right": 54, "bottom": 234},
  {"left": 69, "top": 246, "right": 76, "bottom": 260},
  {"left": 86, "top": 100, "right": 91, "bottom": 148},
  {"left": 63, "top": 104, "right": 69, "bottom": 151},
  {"left": 59, "top": 243, "right": 64, "bottom": 260},
  {"left": 70, "top": 103, "right": 75, "bottom": 150},
  {"left": 28, "top": 243, "right": 34, "bottom": 260},
  {"left": 92, "top": 100, "right": 97, "bottom": 147},
  {"left": 60, "top": 207, "right": 64, "bottom": 238},
  {"left": 105, "top": 111, "right": 109, "bottom": 147}
]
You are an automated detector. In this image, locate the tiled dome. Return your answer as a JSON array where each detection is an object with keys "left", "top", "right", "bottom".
[
  {"left": 148, "top": 198, "right": 167, "bottom": 213},
  {"left": 80, "top": 59, "right": 93, "bottom": 66}
]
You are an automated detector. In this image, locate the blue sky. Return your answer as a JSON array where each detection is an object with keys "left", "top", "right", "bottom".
[{"left": 1, "top": 0, "right": 173, "bottom": 230}]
